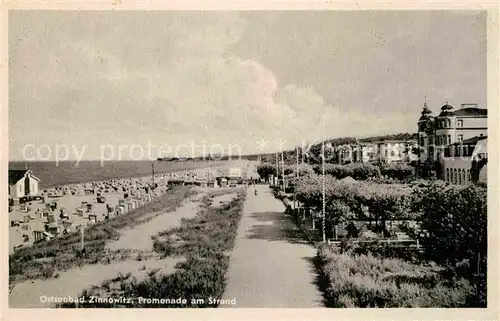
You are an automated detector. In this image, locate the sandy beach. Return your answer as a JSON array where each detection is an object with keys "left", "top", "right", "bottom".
[
  {"left": 10, "top": 188, "right": 203, "bottom": 308},
  {"left": 9, "top": 161, "right": 259, "bottom": 254}
]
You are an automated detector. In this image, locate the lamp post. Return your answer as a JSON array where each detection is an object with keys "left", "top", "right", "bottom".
[
  {"left": 152, "top": 162, "right": 155, "bottom": 188},
  {"left": 322, "top": 140, "right": 326, "bottom": 243},
  {"left": 281, "top": 151, "right": 286, "bottom": 191},
  {"left": 293, "top": 146, "right": 299, "bottom": 211},
  {"left": 275, "top": 152, "right": 279, "bottom": 188}
]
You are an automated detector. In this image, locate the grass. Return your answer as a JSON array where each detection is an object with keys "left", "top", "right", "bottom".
[
  {"left": 59, "top": 188, "right": 246, "bottom": 308},
  {"left": 9, "top": 186, "right": 196, "bottom": 285},
  {"left": 314, "top": 244, "right": 474, "bottom": 308}
]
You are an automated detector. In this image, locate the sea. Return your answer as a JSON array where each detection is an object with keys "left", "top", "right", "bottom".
[{"left": 8, "top": 160, "right": 227, "bottom": 189}]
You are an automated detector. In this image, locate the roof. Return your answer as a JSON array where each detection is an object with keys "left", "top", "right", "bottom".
[
  {"left": 439, "top": 107, "right": 487, "bottom": 117},
  {"left": 8, "top": 170, "right": 28, "bottom": 185},
  {"left": 8, "top": 169, "right": 40, "bottom": 185},
  {"left": 421, "top": 106, "right": 432, "bottom": 114},
  {"left": 453, "top": 107, "right": 487, "bottom": 117},
  {"left": 451, "top": 136, "right": 487, "bottom": 146}
]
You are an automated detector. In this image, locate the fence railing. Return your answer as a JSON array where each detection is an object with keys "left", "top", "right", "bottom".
[{"left": 327, "top": 238, "right": 421, "bottom": 249}]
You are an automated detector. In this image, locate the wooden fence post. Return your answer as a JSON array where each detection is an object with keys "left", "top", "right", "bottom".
[{"left": 80, "top": 225, "right": 85, "bottom": 250}]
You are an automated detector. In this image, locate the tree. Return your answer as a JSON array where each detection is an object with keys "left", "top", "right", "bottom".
[
  {"left": 256, "top": 163, "right": 276, "bottom": 182},
  {"left": 415, "top": 182, "right": 487, "bottom": 306}
]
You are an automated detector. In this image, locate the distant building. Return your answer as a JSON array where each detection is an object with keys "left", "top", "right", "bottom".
[
  {"left": 440, "top": 136, "right": 487, "bottom": 185},
  {"left": 418, "top": 102, "right": 487, "bottom": 164},
  {"left": 337, "top": 145, "right": 354, "bottom": 164},
  {"left": 228, "top": 167, "right": 242, "bottom": 180},
  {"left": 336, "top": 140, "right": 417, "bottom": 165},
  {"left": 374, "top": 140, "right": 417, "bottom": 164},
  {"left": 8, "top": 169, "right": 40, "bottom": 201},
  {"left": 353, "top": 143, "right": 378, "bottom": 163}
]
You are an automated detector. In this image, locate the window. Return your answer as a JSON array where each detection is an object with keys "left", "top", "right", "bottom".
[
  {"left": 457, "top": 119, "right": 463, "bottom": 127},
  {"left": 453, "top": 169, "right": 458, "bottom": 184},
  {"left": 446, "top": 169, "right": 450, "bottom": 182},
  {"left": 448, "top": 119, "right": 451, "bottom": 128},
  {"left": 444, "top": 147, "right": 451, "bottom": 157},
  {"left": 458, "top": 134, "right": 463, "bottom": 142},
  {"left": 458, "top": 169, "right": 462, "bottom": 185},
  {"left": 448, "top": 135, "right": 451, "bottom": 145}
]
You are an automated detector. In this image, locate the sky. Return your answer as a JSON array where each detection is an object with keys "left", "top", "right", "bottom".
[{"left": 9, "top": 10, "right": 487, "bottom": 160}]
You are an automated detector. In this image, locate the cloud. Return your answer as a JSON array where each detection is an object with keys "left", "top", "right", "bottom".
[{"left": 9, "top": 11, "right": 486, "bottom": 160}]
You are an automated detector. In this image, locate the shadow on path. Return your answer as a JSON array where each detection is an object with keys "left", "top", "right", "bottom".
[
  {"left": 246, "top": 211, "right": 310, "bottom": 244},
  {"left": 303, "top": 256, "right": 335, "bottom": 308}
]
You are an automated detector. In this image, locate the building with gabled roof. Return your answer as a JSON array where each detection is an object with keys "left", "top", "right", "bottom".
[
  {"left": 417, "top": 102, "right": 487, "bottom": 167},
  {"left": 8, "top": 169, "right": 40, "bottom": 201}
]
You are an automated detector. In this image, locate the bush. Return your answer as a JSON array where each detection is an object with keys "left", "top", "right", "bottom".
[
  {"left": 41, "top": 265, "right": 55, "bottom": 279},
  {"left": 297, "top": 175, "right": 486, "bottom": 307},
  {"left": 315, "top": 245, "right": 474, "bottom": 307},
  {"left": 415, "top": 182, "right": 487, "bottom": 306},
  {"left": 296, "top": 174, "right": 416, "bottom": 232},
  {"left": 313, "top": 161, "right": 414, "bottom": 182},
  {"left": 379, "top": 162, "right": 415, "bottom": 181},
  {"left": 350, "top": 164, "right": 381, "bottom": 180},
  {"left": 314, "top": 163, "right": 381, "bottom": 180}
]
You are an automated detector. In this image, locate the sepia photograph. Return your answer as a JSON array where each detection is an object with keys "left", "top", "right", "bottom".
[{"left": 2, "top": 6, "right": 497, "bottom": 317}]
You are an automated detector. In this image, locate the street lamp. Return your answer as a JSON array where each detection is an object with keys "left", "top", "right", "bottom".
[{"left": 322, "top": 140, "right": 326, "bottom": 243}]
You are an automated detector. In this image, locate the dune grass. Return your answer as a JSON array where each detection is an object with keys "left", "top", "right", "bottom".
[
  {"left": 59, "top": 188, "right": 246, "bottom": 308},
  {"left": 314, "top": 244, "right": 474, "bottom": 308},
  {"left": 9, "top": 186, "right": 195, "bottom": 285}
]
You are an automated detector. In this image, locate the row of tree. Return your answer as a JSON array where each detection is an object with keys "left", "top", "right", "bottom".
[
  {"left": 294, "top": 175, "right": 416, "bottom": 229},
  {"left": 257, "top": 161, "right": 416, "bottom": 182},
  {"left": 293, "top": 175, "right": 487, "bottom": 306}
]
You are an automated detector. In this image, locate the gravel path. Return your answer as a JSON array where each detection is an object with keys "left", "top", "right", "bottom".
[
  {"left": 221, "top": 185, "right": 324, "bottom": 308},
  {"left": 106, "top": 195, "right": 203, "bottom": 252}
]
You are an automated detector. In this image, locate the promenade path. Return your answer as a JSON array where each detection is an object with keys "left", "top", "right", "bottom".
[{"left": 222, "top": 184, "right": 324, "bottom": 308}]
